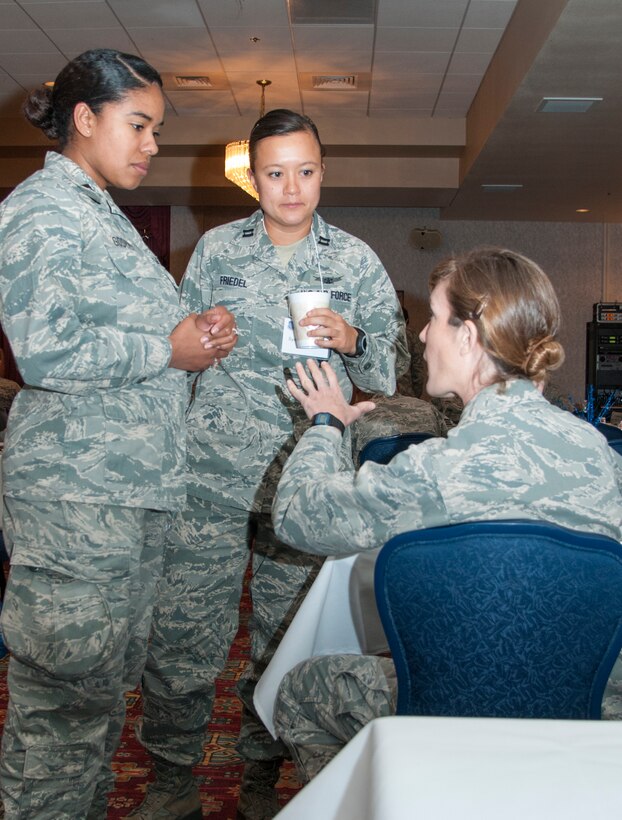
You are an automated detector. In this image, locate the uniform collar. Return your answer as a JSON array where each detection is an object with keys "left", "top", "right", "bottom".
[
  {"left": 43, "top": 151, "right": 120, "bottom": 212},
  {"left": 462, "top": 378, "right": 543, "bottom": 419},
  {"left": 239, "top": 209, "right": 331, "bottom": 250}
]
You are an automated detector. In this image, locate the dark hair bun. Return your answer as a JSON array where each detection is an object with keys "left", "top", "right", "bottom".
[{"left": 22, "top": 86, "right": 57, "bottom": 140}]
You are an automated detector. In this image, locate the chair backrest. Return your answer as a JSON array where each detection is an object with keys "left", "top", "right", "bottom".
[
  {"left": 597, "top": 422, "right": 622, "bottom": 442},
  {"left": 359, "top": 432, "right": 435, "bottom": 466},
  {"left": 608, "top": 438, "right": 622, "bottom": 456},
  {"left": 374, "top": 520, "right": 622, "bottom": 719}
]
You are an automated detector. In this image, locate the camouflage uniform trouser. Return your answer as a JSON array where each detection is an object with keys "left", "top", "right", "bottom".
[
  {"left": 0, "top": 497, "right": 168, "bottom": 819},
  {"left": 273, "top": 651, "right": 622, "bottom": 784},
  {"left": 138, "top": 495, "right": 322, "bottom": 767},
  {"left": 273, "top": 654, "right": 397, "bottom": 782}
]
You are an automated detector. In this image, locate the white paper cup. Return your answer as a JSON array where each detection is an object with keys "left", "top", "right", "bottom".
[{"left": 288, "top": 290, "right": 330, "bottom": 348}]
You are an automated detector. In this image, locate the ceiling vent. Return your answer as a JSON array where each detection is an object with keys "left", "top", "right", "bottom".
[
  {"left": 536, "top": 97, "right": 603, "bottom": 113},
  {"left": 299, "top": 71, "right": 371, "bottom": 92},
  {"left": 290, "top": 0, "right": 376, "bottom": 24},
  {"left": 312, "top": 74, "right": 358, "bottom": 90},
  {"left": 161, "top": 73, "right": 230, "bottom": 92},
  {"left": 173, "top": 76, "right": 213, "bottom": 89}
]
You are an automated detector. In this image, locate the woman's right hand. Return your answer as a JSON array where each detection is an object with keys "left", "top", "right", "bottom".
[
  {"left": 287, "top": 359, "right": 376, "bottom": 427},
  {"left": 168, "top": 313, "right": 223, "bottom": 372}
]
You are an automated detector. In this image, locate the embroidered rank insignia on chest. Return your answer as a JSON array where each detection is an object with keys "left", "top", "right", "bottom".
[
  {"left": 318, "top": 236, "right": 330, "bottom": 246},
  {"left": 242, "top": 228, "right": 255, "bottom": 237},
  {"left": 112, "top": 236, "right": 132, "bottom": 248}
]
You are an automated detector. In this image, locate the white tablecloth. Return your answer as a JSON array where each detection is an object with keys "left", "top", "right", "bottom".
[
  {"left": 254, "top": 550, "right": 387, "bottom": 738},
  {"left": 275, "top": 715, "right": 622, "bottom": 819}
]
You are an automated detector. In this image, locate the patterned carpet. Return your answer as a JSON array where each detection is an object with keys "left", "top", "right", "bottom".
[{"left": 0, "top": 569, "right": 302, "bottom": 819}]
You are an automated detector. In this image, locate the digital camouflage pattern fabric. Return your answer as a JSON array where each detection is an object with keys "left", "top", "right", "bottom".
[
  {"left": 0, "top": 152, "right": 187, "bottom": 512},
  {"left": 0, "top": 152, "right": 186, "bottom": 817},
  {"left": 350, "top": 394, "right": 447, "bottom": 466},
  {"left": 139, "top": 209, "right": 408, "bottom": 783},
  {"left": 272, "top": 378, "right": 622, "bottom": 781},
  {"left": 180, "top": 209, "right": 409, "bottom": 511},
  {"left": 273, "top": 378, "right": 622, "bottom": 554}
]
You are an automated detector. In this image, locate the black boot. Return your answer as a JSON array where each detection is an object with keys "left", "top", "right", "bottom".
[{"left": 127, "top": 754, "right": 202, "bottom": 819}]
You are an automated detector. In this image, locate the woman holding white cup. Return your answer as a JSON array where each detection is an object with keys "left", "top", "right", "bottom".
[{"left": 133, "top": 108, "right": 409, "bottom": 819}]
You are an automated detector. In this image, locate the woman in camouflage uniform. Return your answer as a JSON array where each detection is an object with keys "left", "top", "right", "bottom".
[
  {"left": 271, "top": 247, "right": 622, "bottom": 781},
  {"left": 133, "top": 109, "right": 408, "bottom": 820},
  {"left": 0, "top": 49, "right": 235, "bottom": 818}
]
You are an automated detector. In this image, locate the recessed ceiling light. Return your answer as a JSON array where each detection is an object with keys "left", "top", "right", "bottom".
[
  {"left": 576, "top": 208, "right": 590, "bottom": 213},
  {"left": 536, "top": 97, "right": 603, "bottom": 113},
  {"left": 481, "top": 184, "right": 523, "bottom": 193}
]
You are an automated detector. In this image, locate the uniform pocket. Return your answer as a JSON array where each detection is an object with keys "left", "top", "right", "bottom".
[{"left": 1, "top": 564, "right": 117, "bottom": 680}]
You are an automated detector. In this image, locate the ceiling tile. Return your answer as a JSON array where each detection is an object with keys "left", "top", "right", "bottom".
[
  {"left": 436, "top": 91, "right": 474, "bottom": 110},
  {"left": 371, "top": 90, "right": 439, "bottom": 109},
  {"left": 368, "top": 105, "right": 433, "bottom": 117},
  {"left": 377, "top": 0, "right": 469, "bottom": 28},
  {"left": 372, "top": 74, "right": 445, "bottom": 92},
  {"left": 196, "top": 0, "right": 290, "bottom": 27},
  {"left": 433, "top": 107, "right": 467, "bottom": 118},
  {"left": 22, "top": 2, "right": 119, "bottom": 29},
  {"left": 448, "top": 51, "right": 495, "bottom": 74},
  {"left": 292, "top": 24, "right": 374, "bottom": 52},
  {"left": 225, "top": 71, "right": 301, "bottom": 114},
  {"left": 441, "top": 73, "right": 483, "bottom": 93},
  {"left": 19, "top": 0, "right": 103, "bottom": 3},
  {"left": 0, "top": 29, "right": 58, "bottom": 52},
  {"left": 0, "top": 5, "right": 39, "bottom": 28},
  {"left": 209, "top": 25, "right": 292, "bottom": 56},
  {"left": 46, "top": 28, "right": 136, "bottom": 55},
  {"left": 295, "top": 50, "right": 372, "bottom": 74},
  {"left": 0, "top": 51, "right": 66, "bottom": 74},
  {"left": 374, "top": 27, "right": 459, "bottom": 52},
  {"left": 128, "top": 27, "right": 220, "bottom": 73},
  {"left": 455, "top": 27, "right": 505, "bottom": 52},
  {"left": 107, "top": 0, "right": 205, "bottom": 28},
  {"left": 374, "top": 51, "right": 451, "bottom": 74},
  {"left": 164, "top": 89, "right": 239, "bottom": 116},
  {"left": 301, "top": 89, "right": 368, "bottom": 107},
  {"left": 463, "top": 0, "right": 518, "bottom": 29}
]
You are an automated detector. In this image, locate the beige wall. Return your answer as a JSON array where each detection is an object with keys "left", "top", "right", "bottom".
[{"left": 171, "top": 204, "right": 622, "bottom": 404}]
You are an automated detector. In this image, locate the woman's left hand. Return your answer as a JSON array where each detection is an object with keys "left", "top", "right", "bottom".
[
  {"left": 286, "top": 359, "right": 376, "bottom": 427},
  {"left": 300, "top": 308, "right": 359, "bottom": 355},
  {"left": 196, "top": 306, "right": 238, "bottom": 361}
]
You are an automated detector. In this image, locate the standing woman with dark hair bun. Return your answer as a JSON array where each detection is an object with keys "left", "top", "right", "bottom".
[{"left": 0, "top": 48, "right": 236, "bottom": 817}]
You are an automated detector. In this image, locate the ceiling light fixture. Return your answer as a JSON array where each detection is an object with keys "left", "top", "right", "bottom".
[
  {"left": 576, "top": 208, "right": 590, "bottom": 213},
  {"left": 536, "top": 97, "right": 603, "bottom": 113},
  {"left": 481, "top": 184, "right": 523, "bottom": 192},
  {"left": 224, "top": 79, "right": 271, "bottom": 200}
]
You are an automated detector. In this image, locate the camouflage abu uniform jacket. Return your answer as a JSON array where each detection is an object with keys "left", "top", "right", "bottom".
[
  {"left": 273, "top": 379, "right": 622, "bottom": 553},
  {"left": 0, "top": 152, "right": 187, "bottom": 511},
  {"left": 181, "top": 209, "right": 409, "bottom": 512}
]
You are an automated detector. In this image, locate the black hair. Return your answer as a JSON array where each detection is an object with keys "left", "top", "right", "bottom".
[
  {"left": 248, "top": 108, "right": 325, "bottom": 170},
  {"left": 22, "top": 48, "right": 162, "bottom": 149}
]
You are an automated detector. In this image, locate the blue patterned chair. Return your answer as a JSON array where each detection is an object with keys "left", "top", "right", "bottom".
[
  {"left": 608, "top": 439, "right": 622, "bottom": 456},
  {"left": 359, "top": 432, "right": 435, "bottom": 466},
  {"left": 597, "top": 422, "right": 622, "bottom": 442},
  {"left": 374, "top": 520, "right": 622, "bottom": 718}
]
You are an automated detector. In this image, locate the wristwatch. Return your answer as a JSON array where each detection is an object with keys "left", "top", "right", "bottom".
[
  {"left": 311, "top": 412, "right": 346, "bottom": 435},
  {"left": 353, "top": 327, "right": 367, "bottom": 358}
]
